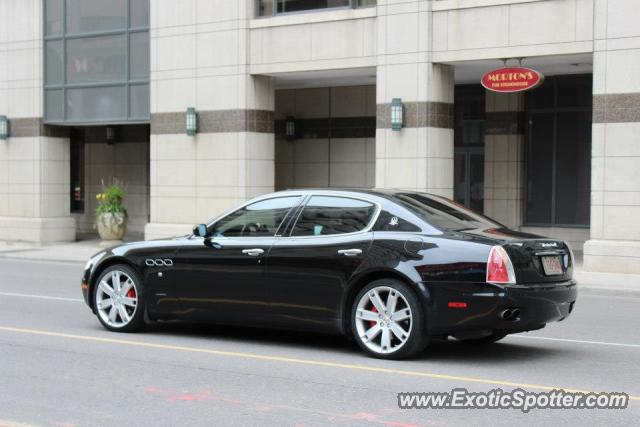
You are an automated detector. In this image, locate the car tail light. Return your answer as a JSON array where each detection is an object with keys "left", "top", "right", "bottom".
[{"left": 486, "top": 246, "right": 516, "bottom": 285}]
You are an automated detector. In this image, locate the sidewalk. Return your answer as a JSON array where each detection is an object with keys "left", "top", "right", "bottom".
[{"left": 1, "top": 239, "right": 639, "bottom": 294}]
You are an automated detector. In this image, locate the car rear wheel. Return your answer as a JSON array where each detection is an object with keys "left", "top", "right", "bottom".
[
  {"left": 93, "top": 264, "right": 146, "bottom": 332},
  {"left": 351, "top": 279, "right": 427, "bottom": 359}
]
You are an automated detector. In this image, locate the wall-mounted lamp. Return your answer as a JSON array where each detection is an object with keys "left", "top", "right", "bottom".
[
  {"left": 391, "top": 98, "right": 404, "bottom": 131},
  {"left": 186, "top": 107, "right": 198, "bottom": 136},
  {"left": 285, "top": 116, "right": 296, "bottom": 141},
  {"left": 0, "top": 116, "right": 9, "bottom": 140}
]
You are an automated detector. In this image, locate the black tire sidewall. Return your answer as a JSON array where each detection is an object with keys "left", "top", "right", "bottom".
[
  {"left": 93, "top": 264, "right": 146, "bottom": 332},
  {"left": 351, "top": 278, "right": 427, "bottom": 359}
]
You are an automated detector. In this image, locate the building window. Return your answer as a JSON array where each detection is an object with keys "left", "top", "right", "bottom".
[
  {"left": 257, "top": 0, "right": 375, "bottom": 17},
  {"left": 524, "top": 75, "right": 592, "bottom": 227},
  {"left": 44, "top": 0, "right": 150, "bottom": 124},
  {"left": 70, "top": 139, "right": 85, "bottom": 213}
]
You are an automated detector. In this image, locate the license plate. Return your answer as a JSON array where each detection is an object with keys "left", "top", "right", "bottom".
[{"left": 541, "top": 256, "right": 563, "bottom": 276}]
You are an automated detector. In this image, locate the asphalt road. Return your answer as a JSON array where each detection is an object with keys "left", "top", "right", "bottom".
[{"left": 0, "top": 258, "right": 638, "bottom": 427}]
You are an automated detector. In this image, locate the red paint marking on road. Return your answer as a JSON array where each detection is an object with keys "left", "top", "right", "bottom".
[{"left": 167, "top": 389, "right": 213, "bottom": 402}]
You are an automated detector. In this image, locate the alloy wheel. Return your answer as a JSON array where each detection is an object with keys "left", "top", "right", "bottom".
[
  {"left": 95, "top": 270, "right": 138, "bottom": 328},
  {"left": 354, "top": 286, "right": 413, "bottom": 355}
]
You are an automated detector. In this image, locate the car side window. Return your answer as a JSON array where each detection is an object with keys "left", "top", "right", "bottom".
[
  {"left": 210, "top": 196, "right": 302, "bottom": 237},
  {"left": 291, "top": 196, "right": 376, "bottom": 236}
]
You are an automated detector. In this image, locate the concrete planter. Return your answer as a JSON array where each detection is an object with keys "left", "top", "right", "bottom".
[{"left": 96, "top": 212, "right": 127, "bottom": 241}]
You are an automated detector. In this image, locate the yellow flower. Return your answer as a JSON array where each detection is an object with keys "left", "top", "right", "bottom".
[{"left": 96, "top": 193, "right": 102, "bottom": 200}]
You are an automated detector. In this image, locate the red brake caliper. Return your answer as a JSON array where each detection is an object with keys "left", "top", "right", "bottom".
[
  {"left": 370, "top": 305, "right": 378, "bottom": 328},
  {"left": 126, "top": 286, "right": 136, "bottom": 298}
]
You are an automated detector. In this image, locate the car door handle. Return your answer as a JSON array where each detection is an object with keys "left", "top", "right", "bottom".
[
  {"left": 337, "top": 249, "right": 362, "bottom": 257},
  {"left": 242, "top": 248, "right": 264, "bottom": 257}
]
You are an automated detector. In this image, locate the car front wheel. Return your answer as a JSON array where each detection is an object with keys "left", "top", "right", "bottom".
[
  {"left": 93, "top": 264, "right": 146, "bottom": 332},
  {"left": 351, "top": 279, "right": 427, "bottom": 359}
]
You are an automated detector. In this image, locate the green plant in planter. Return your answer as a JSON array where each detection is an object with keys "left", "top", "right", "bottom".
[
  {"left": 95, "top": 181, "right": 128, "bottom": 241},
  {"left": 95, "top": 184, "right": 128, "bottom": 217}
]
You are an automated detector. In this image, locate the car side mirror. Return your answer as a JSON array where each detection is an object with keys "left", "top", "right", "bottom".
[{"left": 193, "top": 224, "right": 208, "bottom": 237}]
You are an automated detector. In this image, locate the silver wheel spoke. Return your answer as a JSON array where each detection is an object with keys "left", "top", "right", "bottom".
[
  {"left": 97, "top": 298, "right": 113, "bottom": 310},
  {"left": 392, "top": 308, "right": 411, "bottom": 322},
  {"left": 369, "top": 289, "right": 386, "bottom": 313},
  {"left": 380, "top": 328, "right": 392, "bottom": 351},
  {"left": 111, "top": 271, "right": 122, "bottom": 292},
  {"left": 98, "top": 281, "right": 114, "bottom": 298},
  {"left": 390, "top": 322, "right": 408, "bottom": 342},
  {"left": 108, "top": 306, "right": 118, "bottom": 322},
  {"left": 117, "top": 305, "right": 130, "bottom": 323},
  {"left": 386, "top": 291, "right": 398, "bottom": 314},
  {"left": 356, "top": 310, "right": 379, "bottom": 322},
  {"left": 121, "top": 297, "right": 136, "bottom": 307},
  {"left": 362, "top": 324, "right": 382, "bottom": 342}
]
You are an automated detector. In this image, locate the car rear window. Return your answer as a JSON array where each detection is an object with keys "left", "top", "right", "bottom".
[
  {"left": 292, "top": 196, "right": 377, "bottom": 236},
  {"left": 391, "top": 193, "right": 501, "bottom": 231}
]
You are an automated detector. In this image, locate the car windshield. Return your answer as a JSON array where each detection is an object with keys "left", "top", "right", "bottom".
[{"left": 391, "top": 192, "right": 502, "bottom": 232}]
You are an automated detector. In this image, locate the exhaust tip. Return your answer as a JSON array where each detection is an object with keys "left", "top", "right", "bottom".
[
  {"left": 511, "top": 308, "right": 521, "bottom": 318},
  {"left": 500, "top": 309, "right": 513, "bottom": 320}
]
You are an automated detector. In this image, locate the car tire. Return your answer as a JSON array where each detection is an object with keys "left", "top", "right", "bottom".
[
  {"left": 459, "top": 332, "right": 508, "bottom": 345},
  {"left": 351, "top": 279, "right": 428, "bottom": 359},
  {"left": 93, "top": 264, "right": 146, "bottom": 333}
]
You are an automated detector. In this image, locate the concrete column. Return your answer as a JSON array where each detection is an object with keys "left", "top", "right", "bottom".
[
  {"left": 584, "top": 0, "right": 640, "bottom": 273},
  {"left": 483, "top": 92, "right": 524, "bottom": 229},
  {"left": 0, "top": 0, "right": 75, "bottom": 243},
  {"left": 145, "top": 1, "right": 275, "bottom": 239},
  {"left": 375, "top": 0, "right": 454, "bottom": 197}
]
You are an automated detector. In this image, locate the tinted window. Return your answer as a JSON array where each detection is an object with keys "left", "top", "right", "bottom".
[
  {"left": 211, "top": 196, "right": 301, "bottom": 237},
  {"left": 292, "top": 196, "right": 376, "bottom": 236},
  {"left": 392, "top": 193, "right": 500, "bottom": 231},
  {"left": 372, "top": 210, "right": 421, "bottom": 232}
]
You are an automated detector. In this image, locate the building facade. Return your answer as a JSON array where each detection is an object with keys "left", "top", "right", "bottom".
[{"left": 0, "top": 0, "right": 638, "bottom": 273}]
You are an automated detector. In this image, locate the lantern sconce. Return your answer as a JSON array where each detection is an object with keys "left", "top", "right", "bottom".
[
  {"left": 0, "top": 116, "right": 9, "bottom": 140},
  {"left": 391, "top": 98, "right": 404, "bottom": 131},
  {"left": 285, "top": 116, "right": 296, "bottom": 141},
  {"left": 186, "top": 107, "right": 198, "bottom": 136}
]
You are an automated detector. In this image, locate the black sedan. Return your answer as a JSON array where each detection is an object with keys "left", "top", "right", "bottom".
[{"left": 81, "top": 189, "right": 577, "bottom": 359}]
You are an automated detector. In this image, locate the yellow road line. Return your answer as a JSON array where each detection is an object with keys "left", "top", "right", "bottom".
[{"left": 1, "top": 325, "right": 638, "bottom": 401}]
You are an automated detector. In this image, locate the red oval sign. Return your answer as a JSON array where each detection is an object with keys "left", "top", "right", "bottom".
[{"left": 481, "top": 67, "right": 544, "bottom": 93}]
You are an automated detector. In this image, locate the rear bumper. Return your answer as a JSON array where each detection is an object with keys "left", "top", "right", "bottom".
[{"left": 424, "top": 280, "right": 577, "bottom": 336}]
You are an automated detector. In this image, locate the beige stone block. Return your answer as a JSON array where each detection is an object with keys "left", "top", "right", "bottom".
[
  {"left": 447, "top": 6, "right": 509, "bottom": 51},
  {"left": 155, "top": 160, "right": 196, "bottom": 187},
  {"left": 196, "top": 0, "right": 238, "bottom": 23},
  {"left": 197, "top": 30, "right": 239, "bottom": 69},
  {"left": 196, "top": 197, "right": 238, "bottom": 223},
  {"left": 603, "top": 157, "right": 640, "bottom": 192},
  {"left": 275, "top": 162, "right": 294, "bottom": 190},
  {"left": 155, "top": 196, "right": 197, "bottom": 224},
  {"left": 275, "top": 140, "right": 295, "bottom": 164},
  {"left": 384, "top": 158, "right": 417, "bottom": 189},
  {"left": 9, "top": 160, "right": 35, "bottom": 185},
  {"left": 384, "top": 128, "right": 418, "bottom": 159},
  {"left": 196, "top": 159, "right": 240, "bottom": 187},
  {"left": 311, "top": 20, "right": 365, "bottom": 60},
  {"left": 601, "top": 205, "right": 640, "bottom": 240},
  {"left": 604, "top": 48, "right": 640, "bottom": 94},
  {"left": 509, "top": 0, "right": 576, "bottom": 45},
  {"left": 155, "top": 77, "right": 196, "bottom": 113},
  {"left": 196, "top": 133, "right": 240, "bottom": 160},
  {"left": 244, "top": 133, "right": 274, "bottom": 161},
  {"left": 263, "top": 25, "right": 312, "bottom": 64},
  {"left": 604, "top": 123, "right": 640, "bottom": 157},
  {"left": 8, "top": 193, "right": 36, "bottom": 217},
  {"left": 156, "top": 0, "right": 196, "bottom": 28},
  {"left": 246, "top": 159, "right": 274, "bottom": 188}
]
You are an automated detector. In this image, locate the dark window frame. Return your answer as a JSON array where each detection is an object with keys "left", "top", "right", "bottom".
[
  {"left": 43, "top": 0, "right": 150, "bottom": 124},
  {"left": 523, "top": 75, "right": 592, "bottom": 228},
  {"left": 256, "top": 0, "right": 375, "bottom": 17}
]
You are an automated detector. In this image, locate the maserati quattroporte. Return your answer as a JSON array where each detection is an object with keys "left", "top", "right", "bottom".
[{"left": 81, "top": 189, "right": 577, "bottom": 359}]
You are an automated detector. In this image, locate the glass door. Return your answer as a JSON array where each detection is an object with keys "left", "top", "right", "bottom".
[{"left": 454, "top": 148, "right": 484, "bottom": 213}]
